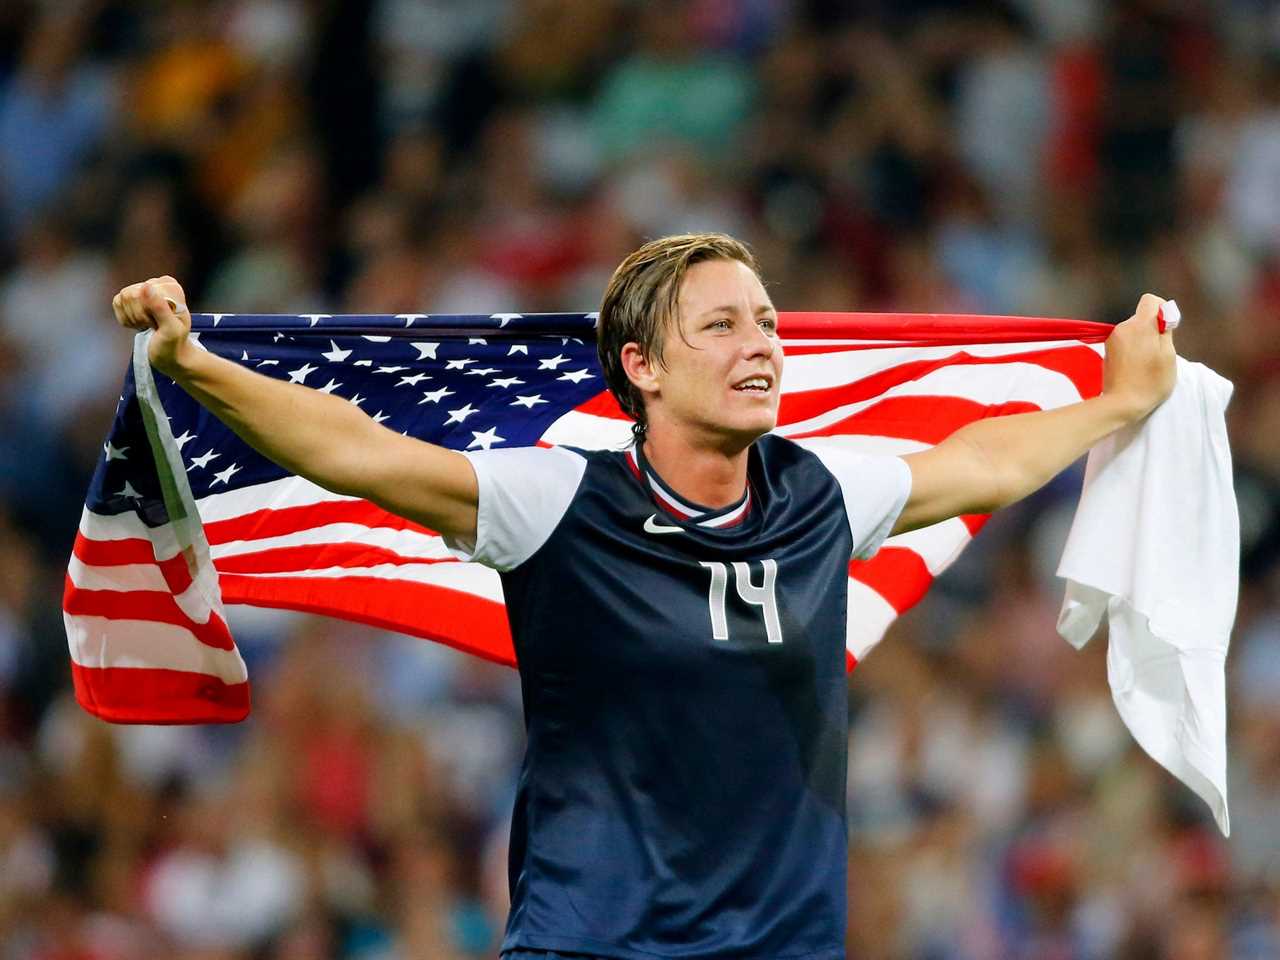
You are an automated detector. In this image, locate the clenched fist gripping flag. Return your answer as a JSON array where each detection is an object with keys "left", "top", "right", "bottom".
[{"left": 66, "top": 311, "right": 1114, "bottom": 725}]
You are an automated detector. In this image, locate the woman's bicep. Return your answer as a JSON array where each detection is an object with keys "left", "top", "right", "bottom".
[{"left": 357, "top": 428, "right": 480, "bottom": 542}]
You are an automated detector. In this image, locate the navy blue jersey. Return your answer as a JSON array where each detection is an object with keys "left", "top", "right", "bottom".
[{"left": 450, "top": 434, "right": 911, "bottom": 959}]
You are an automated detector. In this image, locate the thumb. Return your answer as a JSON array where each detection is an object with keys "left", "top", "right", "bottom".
[{"left": 141, "top": 283, "right": 184, "bottom": 333}]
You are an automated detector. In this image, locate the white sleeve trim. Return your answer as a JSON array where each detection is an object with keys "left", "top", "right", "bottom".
[
  {"left": 443, "top": 446, "right": 588, "bottom": 572},
  {"left": 800, "top": 441, "right": 913, "bottom": 560}
]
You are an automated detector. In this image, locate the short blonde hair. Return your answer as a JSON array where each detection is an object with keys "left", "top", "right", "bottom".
[{"left": 596, "top": 233, "right": 761, "bottom": 442}]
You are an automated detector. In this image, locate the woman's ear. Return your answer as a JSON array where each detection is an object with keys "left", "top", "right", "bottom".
[{"left": 620, "top": 341, "right": 660, "bottom": 400}]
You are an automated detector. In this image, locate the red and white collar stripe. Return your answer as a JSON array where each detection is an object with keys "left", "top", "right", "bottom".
[{"left": 626, "top": 447, "right": 752, "bottom": 529}]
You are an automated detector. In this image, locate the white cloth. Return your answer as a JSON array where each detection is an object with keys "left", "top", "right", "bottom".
[{"left": 1056, "top": 354, "right": 1238, "bottom": 835}]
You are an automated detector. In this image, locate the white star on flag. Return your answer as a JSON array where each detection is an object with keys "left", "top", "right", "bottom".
[
  {"left": 349, "top": 394, "right": 365, "bottom": 407},
  {"left": 354, "top": 359, "right": 372, "bottom": 366},
  {"left": 211, "top": 463, "right": 241, "bottom": 486},
  {"left": 511, "top": 394, "right": 547, "bottom": 408},
  {"left": 468, "top": 338, "right": 488, "bottom": 345},
  {"left": 190, "top": 450, "right": 220, "bottom": 469},
  {"left": 420, "top": 387, "right": 455, "bottom": 404},
  {"left": 104, "top": 442, "right": 129, "bottom": 461},
  {"left": 241, "top": 350, "right": 251, "bottom": 361},
  {"left": 538, "top": 354, "right": 570, "bottom": 370},
  {"left": 322, "top": 340, "right": 353, "bottom": 362},
  {"left": 318, "top": 379, "right": 342, "bottom": 394},
  {"left": 465, "top": 367, "right": 500, "bottom": 376},
  {"left": 173, "top": 430, "right": 195, "bottom": 450},
  {"left": 372, "top": 410, "right": 390, "bottom": 423},
  {"left": 488, "top": 377, "right": 525, "bottom": 389},
  {"left": 398, "top": 314, "right": 427, "bottom": 327},
  {"left": 445, "top": 403, "right": 478, "bottom": 424},
  {"left": 257, "top": 359, "right": 279, "bottom": 367},
  {"left": 397, "top": 372, "right": 431, "bottom": 387},
  {"left": 301, "top": 314, "right": 331, "bottom": 327},
  {"left": 558, "top": 369, "right": 595, "bottom": 383},
  {"left": 362, "top": 335, "right": 391, "bottom": 343},
  {"left": 411, "top": 342, "right": 439, "bottom": 360},
  {"left": 115, "top": 481, "right": 143, "bottom": 500},
  {"left": 468, "top": 427, "right": 504, "bottom": 449},
  {"left": 375, "top": 366, "right": 409, "bottom": 374},
  {"left": 445, "top": 358, "right": 475, "bottom": 370},
  {"left": 507, "top": 344, "right": 528, "bottom": 355},
  {"left": 288, "top": 362, "right": 317, "bottom": 383},
  {"left": 491, "top": 313, "right": 522, "bottom": 327}
]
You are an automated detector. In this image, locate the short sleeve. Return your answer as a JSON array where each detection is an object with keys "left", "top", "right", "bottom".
[
  {"left": 443, "top": 446, "right": 588, "bottom": 571},
  {"left": 804, "top": 445, "right": 912, "bottom": 560}
]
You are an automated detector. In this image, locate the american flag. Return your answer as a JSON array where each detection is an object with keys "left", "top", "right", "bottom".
[{"left": 64, "top": 311, "right": 1111, "bottom": 724}]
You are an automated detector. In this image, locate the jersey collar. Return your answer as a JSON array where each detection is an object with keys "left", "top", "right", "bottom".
[{"left": 626, "top": 444, "right": 752, "bottom": 529}]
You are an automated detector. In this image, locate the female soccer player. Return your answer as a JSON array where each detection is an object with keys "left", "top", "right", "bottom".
[{"left": 113, "top": 233, "right": 1175, "bottom": 960}]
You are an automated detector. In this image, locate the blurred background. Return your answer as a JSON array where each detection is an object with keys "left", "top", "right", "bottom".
[{"left": 0, "top": 0, "right": 1278, "bottom": 957}]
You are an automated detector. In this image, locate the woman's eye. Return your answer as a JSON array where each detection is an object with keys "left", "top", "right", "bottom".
[
  {"left": 759, "top": 318, "right": 777, "bottom": 332},
  {"left": 711, "top": 319, "right": 730, "bottom": 330}
]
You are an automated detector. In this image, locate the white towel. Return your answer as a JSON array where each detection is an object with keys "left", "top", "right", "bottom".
[{"left": 1056, "top": 346, "right": 1238, "bottom": 836}]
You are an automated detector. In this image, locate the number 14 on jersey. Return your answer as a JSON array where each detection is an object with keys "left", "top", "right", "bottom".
[{"left": 699, "top": 560, "right": 783, "bottom": 644}]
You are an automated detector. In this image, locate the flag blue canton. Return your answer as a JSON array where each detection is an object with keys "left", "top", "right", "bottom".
[{"left": 87, "top": 313, "right": 604, "bottom": 522}]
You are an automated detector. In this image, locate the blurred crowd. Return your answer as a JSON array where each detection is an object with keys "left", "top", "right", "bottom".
[{"left": 0, "top": 0, "right": 1278, "bottom": 957}]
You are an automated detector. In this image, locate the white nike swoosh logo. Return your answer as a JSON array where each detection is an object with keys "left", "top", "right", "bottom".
[{"left": 643, "top": 514, "right": 684, "bottom": 535}]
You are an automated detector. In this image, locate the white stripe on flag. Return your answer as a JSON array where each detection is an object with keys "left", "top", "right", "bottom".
[
  {"left": 780, "top": 339, "right": 1100, "bottom": 391},
  {"left": 540, "top": 409, "right": 632, "bottom": 449},
  {"left": 784, "top": 360, "right": 1086, "bottom": 411},
  {"left": 195, "top": 474, "right": 361, "bottom": 522},
  {"left": 882, "top": 518, "right": 975, "bottom": 575},
  {"left": 226, "top": 558, "right": 506, "bottom": 601},
  {"left": 776, "top": 364, "right": 1085, "bottom": 437},
  {"left": 79, "top": 507, "right": 151, "bottom": 542},
  {"left": 67, "top": 556, "right": 170, "bottom": 593},
  {"left": 65, "top": 614, "right": 248, "bottom": 683},
  {"left": 845, "top": 578, "right": 900, "bottom": 661},
  {"left": 208, "top": 522, "right": 452, "bottom": 560}
]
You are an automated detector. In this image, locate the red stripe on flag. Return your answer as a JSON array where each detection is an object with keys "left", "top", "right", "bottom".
[
  {"left": 70, "top": 662, "right": 249, "bottom": 724},
  {"left": 213, "top": 542, "right": 454, "bottom": 575},
  {"left": 72, "top": 534, "right": 195, "bottom": 595},
  {"left": 204, "top": 499, "right": 436, "bottom": 546},
  {"left": 959, "top": 513, "right": 989, "bottom": 536},
  {"left": 1006, "top": 346, "right": 1102, "bottom": 398},
  {"left": 73, "top": 533, "right": 155, "bottom": 566},
  {"left": 62, "top": 577, "right": 235, "bottom": 651},
  {"left": 156, "top": 551, "right": 195, "bottom": 596},
  {"left": 777, "top": 312, "right": 1112, "bottom": 343},
  {"left": 218, "top": 573, "right": 517, "bottom": 667},
  {"left": 789, "top": 396, "right": 1040, "bottom": 445},
  {"left": 777, "top": 346, "right": 1098, "bottom": 427},
  {"left": 572, "top": 390, "right": 628, "bottom": 419},
  {"left": 849, "top": 547, "right": 934, "bottom": 614}
]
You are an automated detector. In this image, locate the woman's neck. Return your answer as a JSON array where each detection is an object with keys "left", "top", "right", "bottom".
[{"left": 640, "top": 430, "right": 751, "bottom": 509}]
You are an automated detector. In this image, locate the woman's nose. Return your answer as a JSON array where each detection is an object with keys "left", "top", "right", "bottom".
[{"left": 743, "top": 324, "right": 777, "bottom": 358}]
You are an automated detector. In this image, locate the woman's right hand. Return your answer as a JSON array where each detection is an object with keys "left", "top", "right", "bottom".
[{"left": 111, "top": 275, "right": 193, "bottom": 376}]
